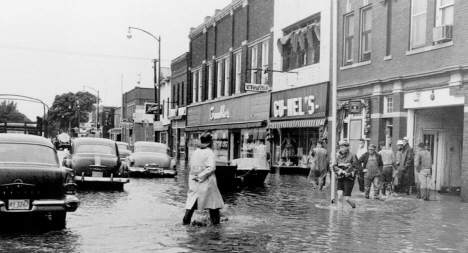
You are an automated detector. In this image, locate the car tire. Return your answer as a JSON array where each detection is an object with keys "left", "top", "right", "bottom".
[{"left": 50, "top": 211, "right": 67, "bottom": 229}]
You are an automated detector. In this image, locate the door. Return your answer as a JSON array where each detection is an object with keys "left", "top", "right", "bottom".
[
  {"left": 349, "top": 119, "right": 363, "bottom": 154},
  {"left": 422, "top": 131, "right": 443, "bottom": 191}
]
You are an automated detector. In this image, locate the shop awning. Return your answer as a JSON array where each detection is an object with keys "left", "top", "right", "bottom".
[
  {"left": 186, "top": 120, "right": 266, "bottom": 132},
  {"left": 267, "top": 118, "right": 326, "bottom": 129}
]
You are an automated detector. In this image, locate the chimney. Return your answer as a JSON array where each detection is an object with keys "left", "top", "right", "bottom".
[{"left": 204, "top": 16, "right": 211, "bottom": 23}]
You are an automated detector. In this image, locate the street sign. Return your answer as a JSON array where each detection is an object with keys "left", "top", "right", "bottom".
[
  {"left": 245, "top": 83, "right": 270, "bottom": 92},
  {"left": 145, "top": 102, "right": 159, "bottom": 115}
]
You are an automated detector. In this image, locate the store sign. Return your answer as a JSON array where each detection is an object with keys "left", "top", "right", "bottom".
[
  {"left": 210, "top": 105, "right": 230, "bottom": 120},
  {"left": 145, "top": 103, "right": 159, "bottom": 115},
  {"left": 270, "top": 82, "right": 328, "bottom": 119},
  {"left": 273, "top": 96, "right": 319, "bottom": 117},
  {"left": 245, "top": 83, "right": 270, "bottom": 92},
  {"left": 349, "top": 101, "right": 361, "bottom": 114}
]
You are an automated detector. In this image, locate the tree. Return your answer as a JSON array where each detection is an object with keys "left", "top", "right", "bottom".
[
  {"left": 47, "top": 91, "right": 97, "bottom": 134},
  {"left": 0, "top": 100, "right": 31, "bottom": 122}
]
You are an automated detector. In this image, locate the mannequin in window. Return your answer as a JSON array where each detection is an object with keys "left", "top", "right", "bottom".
[{"left": 281, "top": 133, "right": 296, "bottom": 159}]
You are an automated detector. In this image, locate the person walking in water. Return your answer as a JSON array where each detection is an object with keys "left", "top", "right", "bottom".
[
  {"left": 183, "top": 131, "right": 224, "bottom": 225},
  {"left": 357, "top": 144, "right": 383, "bottom": 199},
  {"left": 399, "top": 137, "right": 415, "bottom": 195},
  {"left": 356, "top": 139, "right": 367, "bottom": 192},
  {"left": 415, "top": 143, "right": 432, "bottom": 200},
  {"left": 309, "top": 140, "right": 329, "bottom": 190},
  {"left": 333, "top": 140, "right": 358, "bottom": 208},
  {"left": 378, "top": 141, "right": 395, "bottom": 197}
]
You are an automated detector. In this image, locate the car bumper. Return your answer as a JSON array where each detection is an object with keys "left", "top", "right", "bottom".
[
  {"left": 74, "top": 175, "right": 130, "bottom": 184},
  {"left": 129, "top": 167, "right": 176, "bottom": 176},
  {"left": 0, "top": 195, "right": 80, "bottom": 213}
]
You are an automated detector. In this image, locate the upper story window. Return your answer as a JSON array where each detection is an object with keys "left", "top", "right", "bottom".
[
  {"left": 360, "top": 6, "right": 372, "bottom": 62},
  {"left": 384, "top": 96, "right": 393, "bottom": 113},
  {"left": 410, "top": 0, "right": 427, "bottom": 49},
  {"left": 216, "top": 57, "right": 229, "bottom": 98},
  {"left": 224, "top": 58, "right": 230, "bottom": 96},
  {"left": 436, "top": 0, "right": 453, "bottom": 26},
  {"left": 261, "top": 41, "right": 269, "bottom": 84},
  {"left": 216, "top": 60, "right": 223, "bottom": 98},
  {"left": 208, "top": 64, "right": 213, "bottom": 100},
  {"left": 343, "top": 13, "right": 354, "bottom": 66},
  {"left": 234, "top": 52, "right": 242, "bottom": 94},
  {"left": 192, "top": 71, "right": 197, "bottom": 103},
  {"left": 197, "top": 69, "right": 203, "bottom": 102},
  {"left": 278, "top": 14, "right": 321, "bottom": 72},
  {"left": 250, "top": 45, "right": 258, "bottom": 84}
]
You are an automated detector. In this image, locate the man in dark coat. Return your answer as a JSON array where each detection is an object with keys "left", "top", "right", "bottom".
[
  {"left": 333, "top": 140, "right": 358, "bottom": 208},
  {"left": 310, "top": 140, "right": 329, "bottom": 190},
  {"left": 357, "top": 144, "right": 383, "bottom": 199},
  {"left": 399, "top": 137, "right": 414, "bottom": 195}
]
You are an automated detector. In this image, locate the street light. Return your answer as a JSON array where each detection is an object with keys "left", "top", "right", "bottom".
[
  {"left": 127, "top": 27, "right": 161, "bottom": 126},
  {"left": 83, "top": 86, "right": 100, "bottom": 135}
]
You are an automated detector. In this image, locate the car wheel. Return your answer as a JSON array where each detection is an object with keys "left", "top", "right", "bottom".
[{"left": 50, "top": 211, "right": 67, "bottom": 229}]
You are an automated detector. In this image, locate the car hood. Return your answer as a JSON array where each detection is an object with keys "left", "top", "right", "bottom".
[
  {"left": 71, "top": 154, "right": 120, "bottom": 172},
  {"left": 0, "top": 163, "right": 65, "bottom": 199},
  {"left": 131, "top": 153, "right": 171, "bottom": 168}
]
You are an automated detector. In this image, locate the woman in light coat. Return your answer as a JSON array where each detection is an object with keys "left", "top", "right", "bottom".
[{"left": 183, "top": 131, "right": 224, "bottom": 225}]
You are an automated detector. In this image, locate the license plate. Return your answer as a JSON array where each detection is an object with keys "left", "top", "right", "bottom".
[
  {"left": 9, "top": 199, "right": 29, "bottom": 210},
  {"left": 150, "top": 169, "right": 163, "bottom": 174},
  {"left": 92, "top": 171, "right": 103, "bottom": 177}
]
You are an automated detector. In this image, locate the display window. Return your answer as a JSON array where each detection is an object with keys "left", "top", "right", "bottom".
[
  {"left": 240, "top": 128, "right": 267, "bottom": 159},
  {"left": 212, "top": 130, "right": 229, "bottom": 163},
  {"left": 272, "top": 128, "right": 319, "bottom": 167}
]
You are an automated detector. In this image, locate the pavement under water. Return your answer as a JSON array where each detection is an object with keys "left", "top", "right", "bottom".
[{"left": 0, "top": 158, "right": 467, "bottom": 252}]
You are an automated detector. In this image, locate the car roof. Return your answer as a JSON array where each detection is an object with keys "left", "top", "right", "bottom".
[
  {"left": 116, "top": 141, "right": 129, "bottom": 146},
  {"left": 134, "top": 141, "right": 168, "bottom": 148},
  {"left": 73, "top": 137, "right": 116, "bottom": 146},
  {"left": 0, "top": 134, "right": 55, "bottom": 148}
]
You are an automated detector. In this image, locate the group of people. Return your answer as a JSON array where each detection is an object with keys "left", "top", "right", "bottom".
[{"left": 333, "top": 137, "right": 433, "bottom": 209}]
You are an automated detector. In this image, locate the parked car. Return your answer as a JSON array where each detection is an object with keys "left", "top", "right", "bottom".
[
  {"left": 63, "top": 138, "right": 130, "bottom": 189},
  {"left": 0, "top": 134, "right": 80, "bottom": 227},
  {"left": 127, "top": 142, "right": 177, "bottom": 177},
  {"left": 116, "top": 141, "right": 132, "bottom": 161}
]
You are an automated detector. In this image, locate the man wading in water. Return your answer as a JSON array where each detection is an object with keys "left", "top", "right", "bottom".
[
  {"left": 333, "top": 140, "right": 358, "bottom": 209},
  {"left": 183, "top": 131, "right": 224, "bottom": 225}
]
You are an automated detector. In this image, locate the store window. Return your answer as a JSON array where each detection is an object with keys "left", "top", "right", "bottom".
[
  {"left": 188, "top": 132, "right": 201, "bottom": 160},
  {"left": 212, "top": 130, "right": 229, "bottom": 163},
  {"left": 272, "top": 128, "right": 319, "bottom": 167},
  {"left": 240, "top": 128, "right": 267, "bottom": 159}
]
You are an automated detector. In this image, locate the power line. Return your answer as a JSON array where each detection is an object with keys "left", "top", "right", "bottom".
[{"left": 0, "top": 43, "right": 172, "bottom": 63}]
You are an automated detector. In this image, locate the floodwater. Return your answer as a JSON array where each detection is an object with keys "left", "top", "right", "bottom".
[{"left": 1, "top": 158, "right": 468, "bottom": 252}]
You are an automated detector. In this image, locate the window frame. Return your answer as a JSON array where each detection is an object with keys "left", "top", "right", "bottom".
[
  {"left": 360, "top": 5, "right": 372, "bottom": 62},
  {"left": 197, "top": 69, "right": 203, "bottom": 102},
  {"left": 384, "top": 96, "right": 394, "bottom": 114},
  {"left": 192, "top": 71, "right": 197, "bottom": 103},
  {"left": 235, "top": 52, "right": 242, "bottom": 94},
  {"left": 261, "top": 41, "right": 269, "bottom": 84},
  {"left": 216, "top": 60, "right": 223, "bottom": 98},
  {"left": 410, "top": 0, "right": 427, "bottom": 50},
  {"left": 250, "top": 45, "right": 258, "bottom": 84},
  {"left": 436, "top": 0, "right": 454, "bottom": 26},
  {"left": 207, "top": 64, "right": 213, "bottom": 100},
  {"left": 343, "top": 13, "right": 355, "bottom": 66},
  {"left": 224, "top": 57, "right": 230, "bottom": 96}
]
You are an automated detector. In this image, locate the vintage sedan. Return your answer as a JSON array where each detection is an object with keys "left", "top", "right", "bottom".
[
  {"left": 63, "top": 138, "right": 130, "bottom": 189},
  {"left": 127, "top": 142, "right": 177, "bottom": 177},
  {"left": 0, "top": 134, "right": 80, "bottom": 227},
  {"left": 116, "top": 141, "right": 132, "bottom": 161}
]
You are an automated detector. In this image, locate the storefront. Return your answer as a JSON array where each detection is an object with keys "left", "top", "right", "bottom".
[
  {"left": 186, "top": 93, "right": 270, "bottom": 164},
  {"left": 268, "top": 82, "right": 329, "bottom": 169},
  {"left": 169, "top": 107, "right": 187, "bottom": 160}
]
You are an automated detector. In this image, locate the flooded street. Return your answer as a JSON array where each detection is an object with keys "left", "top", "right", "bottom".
[{"left": 1, "top": 159, "right": 468, "bottom": 252}]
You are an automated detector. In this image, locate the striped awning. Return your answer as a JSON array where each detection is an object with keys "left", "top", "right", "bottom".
[{"left": 267, "top": 118, "right": 326, "bottom": 129}]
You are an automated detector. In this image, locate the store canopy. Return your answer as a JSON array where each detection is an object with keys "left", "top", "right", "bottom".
[
  {"left": 186, "top": 120, "right": 265, "bottom": 132},
  {"left": 267, "top": 118, "right": 326, "bottom": 129}
]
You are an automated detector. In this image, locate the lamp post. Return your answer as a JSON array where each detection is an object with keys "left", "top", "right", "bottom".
[
  {"left": 83, "top": 86, "right": 100, "bottom": 136},
  {"left": 127, "top": 27, "right": 161, "bottom": 127}
]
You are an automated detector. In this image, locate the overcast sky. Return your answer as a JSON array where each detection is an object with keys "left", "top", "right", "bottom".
[{"left": 0, "top": 0, "right": 232, "bottom": 120}]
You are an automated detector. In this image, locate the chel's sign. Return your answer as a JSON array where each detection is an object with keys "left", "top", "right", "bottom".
[
  {"left": 270, "top": 82, "right": 328, "bottom": 119},
  {"left": 145, "top": 103, "right": 159, "bottom": 115},
  {"left": 210, "top": 105, "right": 230, "bottom": 120}
]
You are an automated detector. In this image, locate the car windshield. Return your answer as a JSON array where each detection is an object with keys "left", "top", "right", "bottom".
[
  {"left": 0, "top": 143, "right": 58, "bottom": 165},
  {"left": 117, "top": 144, "right": 129, "bottom": 151},
  {"left": 76, "top": 144, "right": 116, "bottom": 155},
  {"left": 134, "top": 146, "right": 166, "bottom": 154}
]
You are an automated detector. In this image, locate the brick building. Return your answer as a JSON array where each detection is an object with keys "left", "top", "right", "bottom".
[
  {"left": 122, "top": 87, "right": 155, "bottom": 145},
  {"left": 337, "top": 0, "right": 468, "bottom": 199},
  {"left": 185, "top": 0, "right": 274, "bottom": 163},
  {"left": 169, "top": 53, "right": 189, "bottom": 160}
]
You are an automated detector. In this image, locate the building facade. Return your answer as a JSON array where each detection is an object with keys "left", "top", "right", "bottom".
[
  {"left": 337, "top": 0, "right": 468, "bottom": 198},
  {"left": 269, "top": 1, "right": 332, "bottom": 168},
  {"left": 169, "top": 53, "right": 189, "bottom": 160},
  {"left": 157, "top": 67, "right": 172, "bottom": 146},
  {"left": 186, "top": 0, "right": 274, "bottom": 164},
  {"left": 122, "top": 87, "right": 155, "bottom": 145}
]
